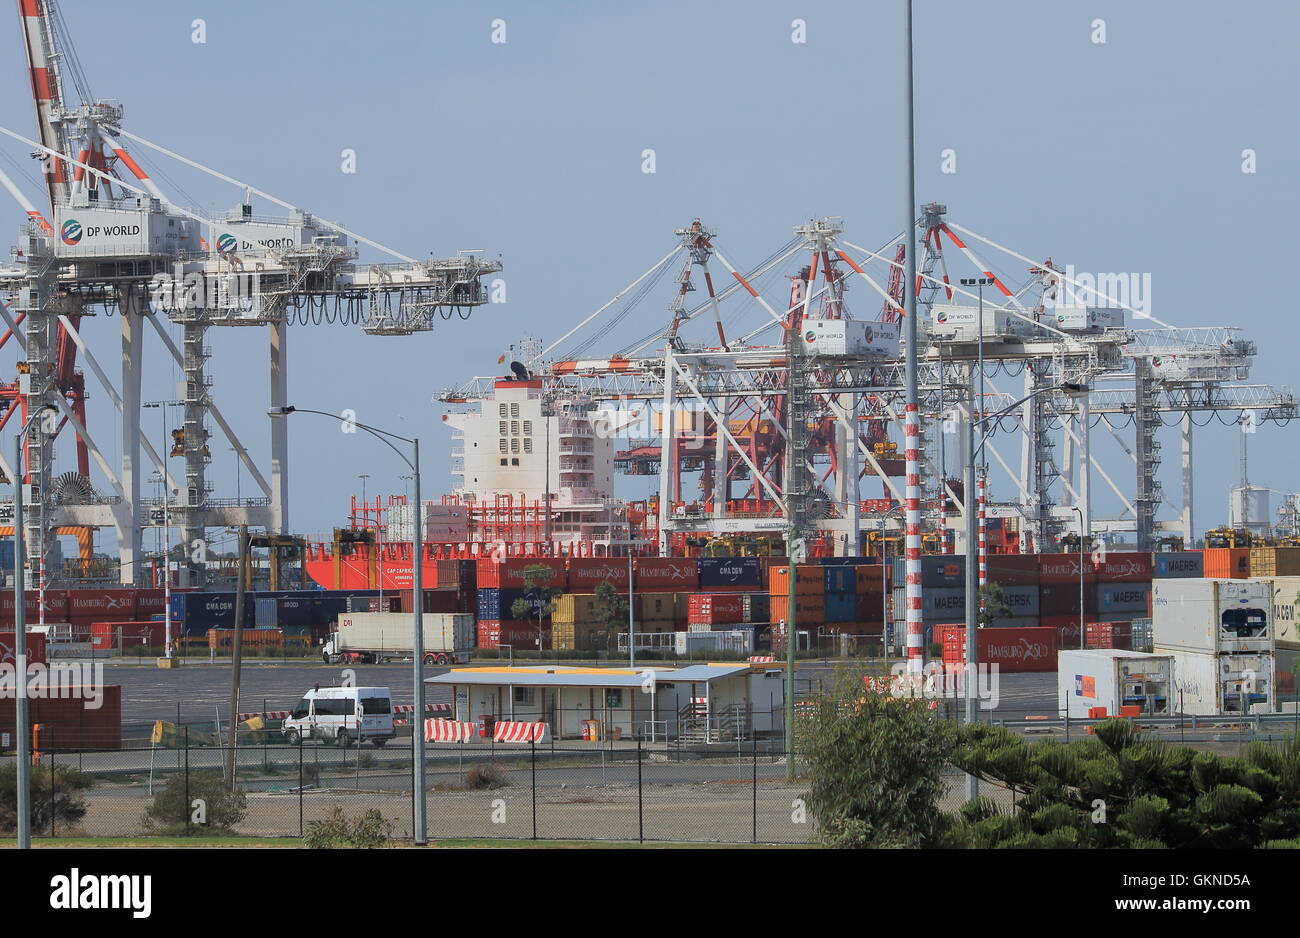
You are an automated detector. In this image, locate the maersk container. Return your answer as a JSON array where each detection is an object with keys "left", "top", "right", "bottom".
[
  {"left": 1157, "top": 647, "right": 1276, "bottom": 715},
  {"left": 1151, "top": 578, "right": 1273, "bottom": 654},
  {"left": 1057, "top": 648, "right": 1173, "bottom": 719},
  {"left": 1096, "top": 583, "right": 1151, "bottom": 615},
  {"left": 1154, "top": 552, "right": 1204, "bottom": 579},
  {"left": 915, "top": 584, "right": 1039, "bottom": 620}
]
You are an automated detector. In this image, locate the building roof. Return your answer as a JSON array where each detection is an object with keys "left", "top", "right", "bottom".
[{"left": 425, "top": 663, "right": 753, "bottom": 688}]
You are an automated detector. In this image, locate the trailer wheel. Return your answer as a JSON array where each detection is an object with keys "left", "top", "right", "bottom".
[
  {"left": 435, "top": 654, "right": 450, "bottom": 666},
  {"left": 423, "top": 653, "right": 436, "bottom": 665},
  {"left": 336, "top": 730, "right": 351, "bottom": 748},
  {"left": 372, "top": 737, "right": 387, "bottom": 748}
]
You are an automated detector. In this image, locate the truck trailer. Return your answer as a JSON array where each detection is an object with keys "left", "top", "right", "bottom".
[{"left": 322, "top": 612, "right": 474, "bottom": 665}]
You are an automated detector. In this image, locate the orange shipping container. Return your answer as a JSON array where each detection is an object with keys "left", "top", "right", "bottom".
[
  {"left": 1203, "top": 548, "right": 1250, "bottom": 579},
  {"left": 768, "top": 565, "right": 825, "bottom": 596}
]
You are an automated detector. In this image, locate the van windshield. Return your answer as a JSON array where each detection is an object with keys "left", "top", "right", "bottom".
[
  {"left": 362, "top": 697, "right": 391, "bottom": 715},
  {"left": 291, "top": 698, "right": 310, "bottom": 720}
]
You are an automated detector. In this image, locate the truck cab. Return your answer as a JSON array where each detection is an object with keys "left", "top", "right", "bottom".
[{"left": 282, "top": 686, "right": 394, "bottom": 747}]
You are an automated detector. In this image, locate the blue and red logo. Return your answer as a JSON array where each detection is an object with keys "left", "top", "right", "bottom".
[
  {"left": 60, "top": 219, "right": 82, "bottom": 246},
  {"left": 217, "top": 233, "right": 238, "bottom": 254}
]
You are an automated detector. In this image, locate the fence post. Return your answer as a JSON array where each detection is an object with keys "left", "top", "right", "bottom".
[
  {"left": 184, "top": 727, "right": 190, "bottom": 836},
  {"left": 752, "top": 737, "right": 758, "bottom": 845},
  {"left": 49, "top": 750, "right": 55, "bottom": 839},
  {"left": 636, "top": 735, "right": 643, "bottom": 844},
  {"left": 530, "top": 739, "right": 537, "bottom": 841},
  {"left": 299, "top": 734, "right": 304, "bottom": 839}
]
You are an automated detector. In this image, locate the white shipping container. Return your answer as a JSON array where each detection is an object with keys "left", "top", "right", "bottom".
[
  {"left": 1057, "top": 649, "right": 1174, "bottom": 719},
  {"left": 1049, "top": 305, "right": 1125, "bottom": 333},
  {"left": 1156, "top": 647, "right": 1276, "bottom": 715},
  {"left": 927, "top": 304, "right": 1013, "bottom": 341},
  {"left": 333, "top": 612, "right": 474, "bottom": 663},
  {"left": 1151, "top": 578, "right": 1273, "bottom": 654},
  {"left": 1264, "top": 576, "right": 1300, "bottom": 648},
  {"left": 800, "top": 319, "right": 899, "bottom": 357},
  {"left": 674, "top": 629, "right": 755, "bottom": 655}
]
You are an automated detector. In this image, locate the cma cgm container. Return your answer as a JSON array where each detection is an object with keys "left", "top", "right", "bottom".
[
  {"left": 940, "top": 625, "right": 1058, "bottom": 673},
  {"left": 1158, "top": 647, "right": 1276, "bottom": 715},
  {"left": 1057, "top": 649, "right": 1173, "bottom": 718},
  {"left": 1152, "top": 578, "right": 1273, "bottom": 654},
  {"left": 698, "top": 557, "right": 763, "bottom": 589},
  {"left": 1266, "top": 576, "right": 1300, "bottom": 648},
  {"left": 1154, "top": 552, "right": 1204, "bottom": 579}
]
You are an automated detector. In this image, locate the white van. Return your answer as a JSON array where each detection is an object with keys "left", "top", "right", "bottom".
[{"left": 283, "top": 686, "right": 394, "bottom": 747}]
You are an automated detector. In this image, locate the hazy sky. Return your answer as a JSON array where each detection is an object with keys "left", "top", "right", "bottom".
[{"left": 1, "top": 0, "right": 1295, "bottom": 551}]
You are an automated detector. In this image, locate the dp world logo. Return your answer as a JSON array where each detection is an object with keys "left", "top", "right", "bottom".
[
  {"left": 936, "top": 311, "right": 948, "bottom": 324},
  {"left": 864, "top": 325, "right": 874, "bottom": 342},
  {"left": 804, "top": 330, "right": 815, "bottom": 343},
  {"left": 217, "top": 233, "right": 238, "bottom": 254},
  {"left": 60, "top": 219, "right": 82, "bottom": 245},
  {"left": 1151, "top": 356, "right": 1163, "bottom": 368}
]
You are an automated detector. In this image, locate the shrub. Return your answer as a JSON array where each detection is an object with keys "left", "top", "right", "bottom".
[
  {"left": 305, "top": 806, "right": 393, "bottom": 848},
  {"left": 0, "top": 762, "right": 94, "bottom": 834},
  {"left": 463, "top": 764, "right": 510, "bottom": 790},
  {"left": 145, "top": 770, "right": 247, "bottom": 835}
]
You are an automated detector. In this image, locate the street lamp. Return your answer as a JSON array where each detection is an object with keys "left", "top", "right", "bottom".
[
  {"left": 269, "top": 404, "right": 429, "bottom": 845},
  {"left": 1070, "top": 505, "right": 1086, "bottom": 650},
  {"left": 961, "top": 380, "right": 1088, "bottom": 800},
  {"left": 12, "top": 403, "right": 56, "bottom": 849},
  {"left": 144, "top": 401, "right": 184, "bottom": 659}
]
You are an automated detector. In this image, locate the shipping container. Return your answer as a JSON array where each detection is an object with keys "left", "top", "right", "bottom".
[
  {"left": 941, "top": 625, "right": 1059, "bottom": 673},
  {"left": 66, "top": 589, "right": 136, "bottom": 619},
  {"left": 568, "top": 558, "right": 630, "bottom": 590},
  {"left": 1202, "top": 548, "right": 1251, "bottom": 579},
  {"left": 639, "top": 592, "right": 676, "bottom": 624},
  {"left": 740, "top": 592, "right": 770, "bottom": 624},
  {"left": 1158, "top": 647, "right": 1276, "bottom": 715},
  {"left": 207, "top": 628, "right": 284, "bottom": 651},
  {"left": 1037, "top": 554, "right": 1091, "bottom": 583},
  {"left": 477, "top": 588, "right": 552, "bottom": 622},
  {"left": 1152, "top": 578, "right": 1273, "bottom": 654},
  {"left": 475, "top": 557, "right": 566, "bottom": 590},
  {"left": 1153, "top": 552, "right": 1204, "bottom": 579},
  {"left": 1086, "top": 552, "right": 1153, "bottom": 582},
  {"left": 90, "top": 620, "right": 167, "bottom": 651},
  {"left": 1249, "top": 547, "right": 1300, "bottom": 578},
  {"left": 824, "top": 592, "right": 856, "bottom": 624},
  {"left": 767, "top": 565, "right": 824, "bottom": 596},
  {"left": 699, "top": 556, "right": 763, "bottom": 589},
  {"left": 854, "top": 589, "right": 887, "bottom": 624},
  {"left": 1085, "top": 621, "right": 1134, "bottom": 650},
  {"left": 984, "top": 553, "right": 1040, "bottom": 585},
  {"left": 0, "top": 684, "right": 121, "bottom": 750},
  {"left": 687, "top": 593, "right": 745, "bottom": 625},
  {"left": 1266, "top": 576, "right": 1300, "bottom": 648},
  {"left": 674, "top": 629, "right": 755, "bottom": 655},
  {"left": 328, "top": 612, "right": 474, "bottom": 664},
  {"left": 855, "top": 563, "right": 889, "bottom": 593},
  {"left": 895, "top": 584, "right": 1039, "bottom": 621},
  {"left": 1096, "top": 583, "right": 1152, "bottom": 614},
  {"left": 1057, "top": 649, "right": 1173, "bottom": 718},
  {"left": 823, "top": 566, "right": 856, "bottom": 593},
  {"left": 0, "top": 631, "right": 46, "bottom": 666},
  {"left": 634, "top": 557, "right": 699, "bottom": 590},
  {"left": 891, "top": 555, "right": 966, "bottom": 588}
]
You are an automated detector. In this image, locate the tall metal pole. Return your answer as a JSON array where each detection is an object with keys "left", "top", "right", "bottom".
[
  {"left": 627, "top": 550, "right": 635, "bottom": 668},
  {"left": 162, "top": 404, "right": 171, "bottom": 658},
  {"left": 963, "top": 378, "right": 979, "bottom": 801},
  {"left": 412, "top": 438, "right": 427, "bottom": 845},
  {"left": 225, "top": 524, "right": 249, "bottom": 787},
  {"left": 13, "top": 431, "right": 30, "bottom": 849},
  {"left": 902, "top": 0, "right": 924, "bottom": 676}
]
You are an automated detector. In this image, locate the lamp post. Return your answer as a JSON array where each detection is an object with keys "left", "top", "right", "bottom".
[
  {"left": 144, "top": 401, "right": 184, "bottom": 658},
  {"left": 12, "top": 403, "right": 56, "bottom": 849},
  {"left": 270, "top": 405, "right": 428, "bottom": 845},
  {"left": 961, "top": 381, "right": 1088, "bottom": 800},
  {"left": 1071, "top": 505, "right": 1086, "bottom": 650}
]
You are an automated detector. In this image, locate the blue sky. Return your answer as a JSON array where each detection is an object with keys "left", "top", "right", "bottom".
[{"left": 1, "top": 0, "right": 1295, "bottom": 548}]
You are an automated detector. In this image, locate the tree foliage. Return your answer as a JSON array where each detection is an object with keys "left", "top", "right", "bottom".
[
  {"left": 510, "top": 564, "right": 565, "bottom": 650},
  {"left": 951, "top": 720, "right": 1300, "bottom": 848},
  {"left": 145, "top": 770, "right": 247, "bottom": 835},
  {"left": 0, "top": 762, "right": 93, "bottom": 834},
  {"left": 798, "top": 669, "right": 958, "bottom": 848}
]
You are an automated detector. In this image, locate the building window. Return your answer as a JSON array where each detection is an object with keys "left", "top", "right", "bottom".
[
  {"left": 498, "top": 439, "right": 507, "bottom": 453},
  {"left": 511, "top": 421, "right": 519, "bottom": 436},
  {"left": 500, "top": 458, "right": 508, "bottom": 466},
  {"left": 499, "top": 404, "right": 507, "bottom": 418},
  {"left": 523, "top": 438, "right": 533, "bottom": 454},
  {"left": 498, "top": 421, "right": 508, "bottom": 436},
  {"left": 523, "top": 420, "right": 532, "bottom": 435},
  {"left": 511, "top": 458, "right": 520, "bottom": 466},
  {"left": 510, "top": 402, "right": 519, "bottom": 418},
  {"left": 513, "top": 687, "right": 535, "bottom": 706},
  {"left": 605, "top": 689, "right": 623, "bottom": 708}
]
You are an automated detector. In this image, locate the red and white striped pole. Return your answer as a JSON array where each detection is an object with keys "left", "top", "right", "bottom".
[
  {"left": 977, "top": 473, "right": 987, "bottom": 588},
  {"left": 902, "top": 0, "right": 923, "bottom": 676}
]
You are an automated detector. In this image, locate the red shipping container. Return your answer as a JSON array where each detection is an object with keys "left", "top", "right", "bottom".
[
  {"left": 90, "top": 620, "right": 167, "bottom": 651},
  {"left": 1037, "top": 554, "right": 1092, "bottom": 583},
  {"left": 1086, "top": 552, "right": 1152, "bottom": 582},
  {"left": 477, "top": 620, "right": 501, "bottom": 649},
  {"left": 854, "top": 590, "right": 886, "bottom": 622},
  {"left": 854, "top": 564, "right": 889, "bottom": 592},
  {"left": 0, "top": 632, "right": 47, "bottom": 666},
  {"left": 475, "top": 558, "right": 567, "bottom": 590},
  {"left": 1040, "top": 614, "right": 1084, "bottom": 650},
  {"left": 134, "top": 589, "right": 168, "bottom": 616},
  {"left": 568, "top": 558, "right": 630, "bottom": 590},
  {"left": 0, "top": 685, "right": 121, "bottom": 750},
  {"left": 942, "top": 626, "right": 1058, "bottom": 673},
  {"left": 1039, "top": 581, "right": 1098, "bottom": 617},
  {"left": 687, "top": 593, "right": 745, "bottom": 624},
  {"left": 635, "top": 557, "right": 700, "bottom": 590},
  {"left": 1085, "top": 621, "right": 1133, "bottom": 650},
  {"left": 0, "top": 589, "right": 68, "bottom": 623},
  {"left": 67, "top": 589, "right": 137, "bottom": 619},
  {"left": 985, "top": 554, "right": 1040, "bottom": 584},
  {"left": 397, "top": 589, "right": 461, "bottom": 614}
]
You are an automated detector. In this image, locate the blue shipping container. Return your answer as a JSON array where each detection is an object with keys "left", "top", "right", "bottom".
[
  {"left": 824, "top": 592, "right": 856, "bottom": 623},
  {"left": 823, "top": 566, "right": 855, "bottom": 593}
]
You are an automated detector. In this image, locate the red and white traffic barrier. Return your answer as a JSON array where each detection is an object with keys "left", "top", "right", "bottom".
[
  {"left": 492, "top": 721, "right": 546, "bottom": 743},
  {"left": 749, "top": 655, "right": 775, "bottom": 663},
  {"left": 424, "top": 718, "right": 477, "bottom": 742},
  {"left": 238, "top": 711, "right": 289, "bottom": 721},
  {"left": 396, "top": 703, "right": 451, "bottom": 715}
]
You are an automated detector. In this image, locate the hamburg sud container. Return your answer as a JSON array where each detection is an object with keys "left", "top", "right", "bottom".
[
  {"left": 475, "top": 557, "right": 567, "bottom": 590},
  {"left": 1154, "top": 551, "right": 1204, "bottom": 579},
  {"left": 1151, "top": 578, "right": 1273, "bottom": 654},
  {"left": 635, "top": 557, "right": 699, "bottom": 590},
  {"left": 687, "top": 593, "right": 744, "bottom": 625},
  {"left": 1086, "top": 551, "right": 1152, "bottom": 581},
  {"left": 568, "top": 558, "right": 630, "bottom": 590},
  {"left": 699, "top": 557, "right": 763, "bottom": 590},
  {"left": 940, "top": 625, "right": 1058, "bottom": 673}
]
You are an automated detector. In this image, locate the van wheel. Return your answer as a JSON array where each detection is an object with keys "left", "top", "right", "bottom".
[
  {"left": 372, "top": 738, "right": 387, "bottom": 748},
  {"left": 284, "top": 728, "right": 300, "bottom": 745},
  {"left": 336, "top": 730, "right": 351, "bottom": 748}
]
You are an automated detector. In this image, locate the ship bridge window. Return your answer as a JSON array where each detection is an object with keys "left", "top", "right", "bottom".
[
  {"left": 524, "top": 439, "right": 533, "bottom": 454},
  {"left": 511, "top": 438, "right": 520, "bottom": 453},
  {"left": 510, "top": 403, "right": 520, "bottom": 418},
  {"left": 511, "top": 421, "right": 519, "bottom": 435},
  {"left": 499, "top": 404, "right": 507, "bottom": 418},
  {"left": 499, "top": 439, "right": 507, "bottom": 453},
  {"left": 523, "top": 420, "right": 532, "bottom": 435},
  {"left": 499, "top": 421, "right": 508, "bottom": 435}
]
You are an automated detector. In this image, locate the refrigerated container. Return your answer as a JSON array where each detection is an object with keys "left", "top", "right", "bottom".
[
  {"left": 1057, "top": 648, "right": 1173, "bottom": 718},
  {"left": 324, "top": 612, "right": 474, "bottom": 665},
  {"left": 1151, "top": 578, "right": 1273, "bottom": 654},
  {"left": 1157, "top": 647, "right": 1276, "bottom": 715}
]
